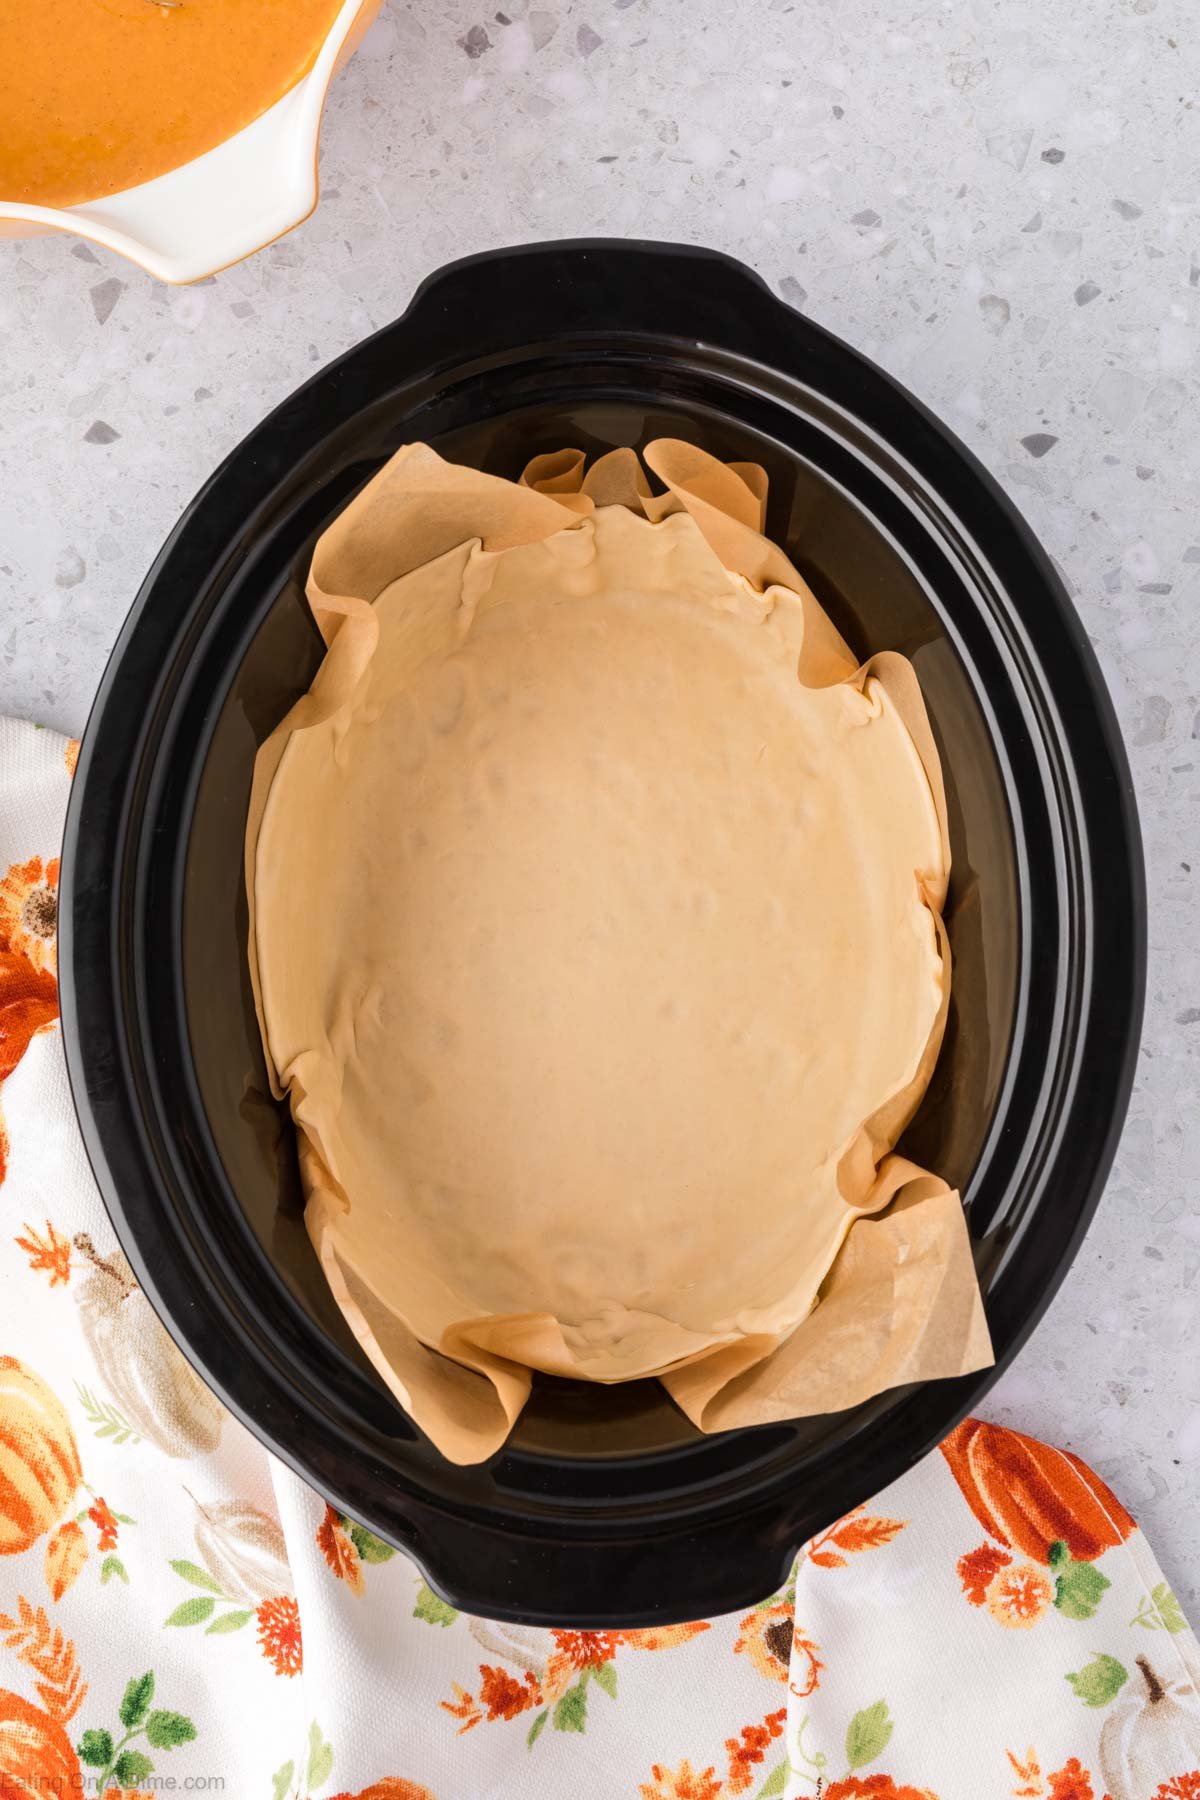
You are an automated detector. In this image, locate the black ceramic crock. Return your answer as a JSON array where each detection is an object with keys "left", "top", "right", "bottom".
[{"left": 60, "top": 240, "right": 1145, "bottom": 1626}]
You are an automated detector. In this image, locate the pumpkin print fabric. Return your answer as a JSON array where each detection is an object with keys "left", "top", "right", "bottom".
[{"left": 0, "top": 713, "right": 1196, "bottom": 1799}]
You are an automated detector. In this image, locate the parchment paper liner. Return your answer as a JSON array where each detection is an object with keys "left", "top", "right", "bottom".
[{"left": 246, "top": 440, "right": 992, "bottom": 1463}]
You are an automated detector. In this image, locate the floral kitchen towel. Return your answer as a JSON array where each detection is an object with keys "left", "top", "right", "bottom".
[{"left": 0, "top": 713, "right": 1197, "bottom": 1800}]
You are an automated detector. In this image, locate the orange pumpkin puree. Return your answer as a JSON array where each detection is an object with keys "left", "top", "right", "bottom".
[{"left": 0, "top": 0, "right": 348, "bottom": 208}]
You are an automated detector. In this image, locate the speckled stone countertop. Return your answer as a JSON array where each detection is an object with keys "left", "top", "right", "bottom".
[{"left": 1, "top": 0, "right": 1196, "bottom": 1605}]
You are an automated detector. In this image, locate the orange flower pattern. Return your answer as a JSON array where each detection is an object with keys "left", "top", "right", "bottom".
[
  {"left": 256, "top": 1595, "right": 303, "bottom": 1678},
  {"left": 1007, "top": 1746, "right": 1116, "bottom": 1800},
  {"left": 639, "top": 1759, "right": 724, "bottom": 1800},
  {"left": 478, "top": 1664, "right": 540, "bottom": 1721},
  {"left": 621, "top": 1623, "right": 713, "bottom": 1653},
  {"left": 985, "top": 1561, "right": 1055, "bottom": 1629},
  {"left": 0, "top": 946, "right": 57, "bottom": 1087},
  {"left": 723, "top": 1706, "right": 786, "bottom": 1793},
  {"left": 635, "top": 1710, "right": 786, "bottom": 1800},
  {"left": 550, "top": 1628, "right": 621, "bottom": 1670},
  {"left": 0, "top": 852, "right": 60, "bottom": 1184},
  {"left": 732, "top": 1599, "right": 795, "bottom": 1685},
  {"left": 86, "top": 1496, "right": 119, "bottom": 1553},
  {"left": 329, "top": 1785, "right": 439, "bottom": 1800},
  {"left": 1050, "top": 1760, "right": 1097, "bottom": 1799},
  {"left": 959, "top": 1541, "right": 1013, "bottom": 1605},
  {"left": 825, "top": 1782, "right": 941, "bottom": 1800},
  {"left": 0, "top": 857, "right": 59, "bottom": 977}
]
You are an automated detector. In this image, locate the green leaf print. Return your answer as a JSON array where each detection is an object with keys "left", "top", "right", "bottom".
[
  {"left": 591, "top": 1659, "right": 618, "bottom": 1699},
  {"left": 164, "top": 1596, "right": 216, "bottom": 1628},
  {"left": 1065, "top": 1653, "right": 1129, "bottom": 1708},
  {"left": 413, "top": 1580, "right": 459, "bottom": 1627},
  {"left": 165, "top": 1557, "right": 266, "bottom": 1644},
  {"left": 78, "top": 1730, "right": 114, "bottom": 1767},
  {"left": 170, "top": 1558, "right": 226, "bottom": 1594},
  {"left": 100, "top": 1555, "right": 128, "bottom": 1585},
  {"left": 74, "top": 1381, "right": 141, "bottom": 1445},
  {"left": 79, "top": 1670, "right": 198, "bottom": 1796},
  {"left": 1047, "top": 1539, "right": 1071, "bottom": 1572},
  {"left": 145, "top": 1709, "right": 198, "bottom": 1749},
  {"left": 307, "top": 1720, "right": 335, "bottom": 1792},
  {"left": 845, "top": 1700, "right": 893, "bottom": 1770},
  {"left": 526, "top": 1709, "right": 549, "bottom": 1748},
  {"left": 270, "top": 1724, "right": 334, "bottom": 1799},
  {"left": 1153, "top": 1582, "right": 1188, "bottom": 1632},
  {"left": 756, "top": 1762, "right": 789, "bottom": 1798},
  {"left": 552, "top": 1682, "right": 588, "bottom": 1734},
  {"left": 346, "top": 1520, "right": 396, "bottom": 1564},
  {"left": 206, "top": 1608, "right": 255, "bottom": 1634},
  {"left": 113, "top": 1749, "right": 154, "bottom": 1787},
  {"left": 1131, "top": 1582, "right": 1188, "bottom": 1633},
  {"left": 1054, "top": 1558, "right": 1111, "bottom": 1621},
  {"left": 119, "top": 1673, "right": 154, "bottom": 1730}
]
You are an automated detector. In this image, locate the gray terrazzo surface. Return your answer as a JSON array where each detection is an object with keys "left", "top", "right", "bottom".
[{"left": 1, "top": 0, "right": 1197, "bottom": 1607}]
